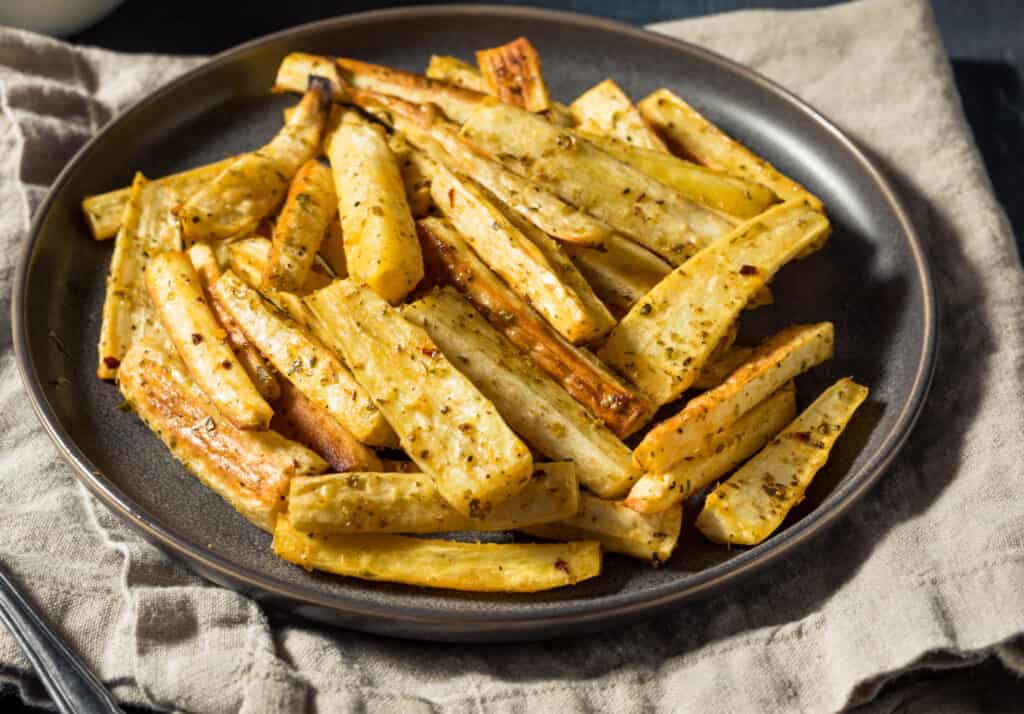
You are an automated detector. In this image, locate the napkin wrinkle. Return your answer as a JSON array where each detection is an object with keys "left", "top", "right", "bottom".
[{"left": 2, "top": 0, "right": 1024, "bottom": 712}]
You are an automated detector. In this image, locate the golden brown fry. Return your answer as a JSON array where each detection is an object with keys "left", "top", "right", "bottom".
[
  {"left": 522, "top": 492, "right": 682, "bottom": 563},
  {"left": 146, "top": 251, "right": 273, "bottom": 430},
  {"left": 696, "top": 378, "right": 868, "bottom": 545},
  {"left": 388, "top": 132, "right": 437, "bottom": 218},
  {"left": 97, "top": 173, "right": 181, "bottom": 379},
  {"left": 305, "top": 279, "right": 534, "bottom": 518},
  {"left": 430, "top": 165, "right": 611, "bottom": 343},
  {"left": 426, "top": 54, "right": 487, "bottom": 92},
  {"left": 405, "top": 287, "right": 643, "bottom": 497},
  {"left": 262, "top": 159, "right": 338, "bottom": 293},
  {"left": 598, "top": 202, "right": 830, "bottom": 405},
  {"left": 118, "top": 342, "right": 326, "bottom": 532},
  {"left": 635, "top": 323, "right": 834, "bottom": 470},
  {"left": 272, "top": 52, "right": 344, "bottom": 96},
  {"left": 212, "top": 270, "right": 398, "bottom": 448},
  {"left": 179, "top": 81, "right": 332, "bottom": 241},
  {"left": 317, "top": 219, "right": 348, "bottom": 277},
  {"left": 624, "top": 385, "right": 796, "bottom": 514},
  {"left": 569, "top": 79, "right": 668, "bottom": 151},
  {"left": 273, "top": 515, "right": 601, "bottom": 592},
  {"left": 691, "top": 345, "right": 755, "bottom": 391},
  {"left": 638, "top": 88, "right": 821, "bottom": 209},
  {"left": 328, "top": 110, "right": 423, "bottom": 304},
  {"left": 187, "top": 242, "right": 281, "bottom": 401},
  {"left": 270, "top": 377, "right": 382, "bottom": 472},
  {"left": 749, "top": 285, "right": 775, "bottom": 310},
  {"left": 82, "top": 158, "right": 235, "bottom": 241},
  {"left": 566, "top": 234, "right": 672, "bottom": 315},
  {"left": 422, "top": 53, "right": 573, "bottom": 126},
  {"left": 476, "top": 37, "right": 552, "bottom": 112},
  {"left": 499, "top": 205, "right": 616, "bottom": 341},
  {"left": 460, "top": 98, "right": 733, "bottom": 264},
  {"left": 288, "top": 462, "right": 577, "bottom": 534},
  {"left": 418, "top": 218, "right": 652, "bottom": 438},
  {"left": 335, "top": 56, "right": 485, "bottom": 123},
  {"left": 350, "top": 89, "right": 611, "bottom": 247},
  {"left": 581, "top": 131, "right": 777, "bottom": 220},
  {"left": 225, "top": 237, "right": 331, "bottom": 337}
]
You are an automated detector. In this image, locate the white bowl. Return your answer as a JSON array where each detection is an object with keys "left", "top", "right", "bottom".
[{"left": 0, "top": 0, "right": 124, "bottom": 37}]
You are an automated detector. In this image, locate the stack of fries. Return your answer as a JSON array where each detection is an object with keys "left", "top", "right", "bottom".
[{"left": 82, "top": 38, "right": 868, "bottom": 593}]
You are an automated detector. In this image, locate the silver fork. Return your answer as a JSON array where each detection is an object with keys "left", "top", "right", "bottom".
[{"left": 0, "top": 562, "right": 122, "bottom": 713}]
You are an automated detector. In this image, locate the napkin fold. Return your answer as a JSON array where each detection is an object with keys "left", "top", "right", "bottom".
[{"left": 2, "top": 0, "right": 1023, "bottom": 711}]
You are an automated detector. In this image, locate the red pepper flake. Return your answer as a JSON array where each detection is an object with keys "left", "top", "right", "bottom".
[
  {"left": 739, "top": 265, "right": 759, "bottom": 276},
  {"left": 448, "top": 188, "right": 456, "bottom": 208},
  {"left": 421, "top": 347, "right": 439, "bottom": 358},
  {"left": 103, "top": 356, "right": 121, "bottom": 369},
  {"left": 554, "top": 558, "right": 570, "bottom": 573}
]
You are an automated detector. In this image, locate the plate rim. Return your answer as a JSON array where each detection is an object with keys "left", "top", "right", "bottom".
[{"left": 11, "top": 3, "right": 938, "bottom": 640}]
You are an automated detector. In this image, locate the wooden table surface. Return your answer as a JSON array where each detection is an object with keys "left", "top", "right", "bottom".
[{"left": 4, "top": 1, "right": 1022, "bottom": 711}]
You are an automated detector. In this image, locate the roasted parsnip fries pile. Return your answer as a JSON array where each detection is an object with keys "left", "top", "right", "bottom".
[{"left": 83, "top": 38, "right": 868, "bottom": 593}]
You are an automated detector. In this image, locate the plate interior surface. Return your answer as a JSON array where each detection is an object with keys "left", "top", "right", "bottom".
[{"left": 15, "top": 6, "right": 934, "bottom": 641}]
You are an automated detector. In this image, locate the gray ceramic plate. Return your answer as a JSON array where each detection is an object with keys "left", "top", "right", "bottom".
[{"left": 13, "top": 5, "right": 936, "bottom": 642}]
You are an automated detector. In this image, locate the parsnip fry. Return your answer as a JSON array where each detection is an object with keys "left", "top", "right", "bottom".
[
  {"left": 271, "top": 377, "right": 382, "bottom": 472},
  {"left": 335, "top": 56, "right": 485, "bottom": 123},
  {"left": 351, "top": 89, "right": 610, "bottom": 247},
  {"left": 430, "top": 165, "right": 611, "bottom": 343},
  {"left": 305, "top": 280, "right": 534, "bottom": 517},
  {"left": 638, "top": 89, "right": 821, "bottom": 209},
  {"left": 328, "top": 110, "right": 423, "bottom": 304},
  {"left": 418, "top": 218, "right": 650, "bottom": 437},
  {"left": 262, "top": 159, "right": 338, "bottom": 293},
  {"left": 696, "top": 378, "right": 868, "bottom": 545},
  {"left": 749, "top": 285, "right": 775, "bottom": 310},
  {"left": 566, "top": 234, "right": 671, "bottom": 315},
  {"left": 187, "top": 242, "right": 281, "bottom": 401},
  {"left": 404, "top": 288, "right": 641, "bottom": 497},
  {"left": 118, "top": 343, "right": 326, "bottom": 532},
  {"left": 691, "top": 345, "right": 755, "bottom": 391},
  {"left": 566, "top": 245, "right": 773, "bottom": 321},
  {"left": 569, "top": 79, "right": 668, "bottom": 151},
  {"left": 317, "top": 219, "right": 348, "bottom": 277},
  {"left": 229, "top": 236, "right": 331, "bottom": 294},
  {"left": 388, "top": 133, "right": 437, "bottom": 217},
  {"left": 272, "top": 52, "right": 344, "bottom": 96},
  {"left": 581, "top": 132, "right": 777, "bottom": 220},
  {"left": 179, "top": 81, "right": 331, "bottom": 241},
  {"left": 274, "top": 515, "right": 600, "bottom": 592},
  {"left": 522, "top": 493, "right": 681, "bottom": 563},
  {"left": 226, "top": 236, "right": 330, "bottom": 335},
  {"left": 625, "top": 385, "right": 796, "bottom": 514},
  {"left": 476, "top": 37, "right": 552, "bottom": 112},
  {"left": 82, "top": 158, "right": 234, "bottom": 240},
  {"left": 97, "top": 173, "right": 181, "bottom": 379},
  {"left": 500, "top": 205, "right": 616, "bottom": 340},
  {"left": 460, "top": 98, "right": 732, "bottom": 264},
  {"left": 598, "top": 202, "right": 830, "bottom": 404},
  {"left": 146, "top": 252, "right": 273, "bottom": 430},
  {"left": 637, "top": 323, "right": 834, "bottom": 470},
  {"left": 288, "top": 462, "right": 577, "bottom": 534},
  {"left": 426, "top": 54, "right": 487, "bottom": 92},
  {"left": 211, "top": 270, "right": 397, "bottom": 448}
]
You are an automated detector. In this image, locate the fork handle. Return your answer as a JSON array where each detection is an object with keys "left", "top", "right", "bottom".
[{"left": 0, "top": 563, "right": 122, "bottom": 713}]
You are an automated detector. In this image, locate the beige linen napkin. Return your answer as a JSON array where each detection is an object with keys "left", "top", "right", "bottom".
[{"left": 1, "top": 0, "right": 1023, "bottom": 711}]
